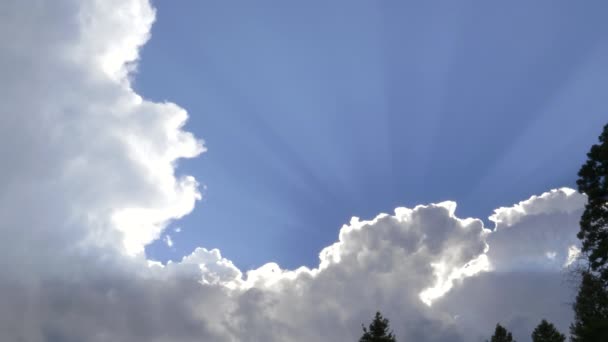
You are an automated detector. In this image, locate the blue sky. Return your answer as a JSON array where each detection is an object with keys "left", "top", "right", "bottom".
[
  {"left": 136, "top": 0, "right": 608, "bottom": 270},
  {"left": 3, "top": 1, "right": 608, "bottom": 340}
]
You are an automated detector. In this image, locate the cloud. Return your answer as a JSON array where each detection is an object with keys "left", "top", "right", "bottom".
[
  {"left": 0, "top": 0, "right": 203, "bottom": 259},
  {"left": 437, "top": 188, "right": 584, "bottom": 341},
  {"left": 164, "top": 234, "right": 174, "bottom": 247},
  {"left": 0, "top": 1, "right": 586, "bottom": 341},
  {"left": 486, "top": 188, "right": 584, "bottom": 272}
]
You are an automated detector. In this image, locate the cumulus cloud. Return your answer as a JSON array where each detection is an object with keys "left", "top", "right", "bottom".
[
  {"left": 437, "top": 188, "right": 584, "bottom": 341},
  {"left": 0, "top": 1, "right": 587, "bottom": 341},
  {"left": 485, "top": 188, "right": 585, "bottom": 273},
  {"left": 0, "top": 0, "right": 203, "bottom": 259}
]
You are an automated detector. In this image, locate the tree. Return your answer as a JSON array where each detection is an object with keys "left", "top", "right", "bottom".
[
  {"left": 487, "top": 323, "right": 515, "bottom": 342},
  {"left": 359, "top": 311, "right": 396, "bottom": 342},
  {"left": 571, "top": 123, "right": 608, "bottom": 341},
  {"left": 570, "top": 271, "right": 608, "bottom": 341},
  {"left": 576, "top": 123, "right": 608, "bottom": 281},
  {"left": 531, "top": 319, "right": 565, "bottom": 342}
]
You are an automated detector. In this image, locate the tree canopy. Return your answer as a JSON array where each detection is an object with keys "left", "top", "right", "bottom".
[
  {"left": 570, "top": 271, "right": 608, "bottom": 341},
  {"left": 576, "top": 123, "right": 608, "bottom": 281},
  {"left": 571, "top": 123, "right": 608, "bottom": 341},
  {"left": 488, "top": 323, "right": 515, "bottom": 342},
  {"left": 359, "top": 312, "right": 396, "bottom": 342},
  {"left": 531, "top": 319, "right": 565, "bottom": 342}
]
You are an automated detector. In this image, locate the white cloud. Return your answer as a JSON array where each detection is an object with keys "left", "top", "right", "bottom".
[
  {"left": 0, "top": 0, "right": 203, "bottom": 259},
  {"left": 164, "top": 234, "right": 174, "bottom": 247},
  {"left": 486, "top": 188, "right": 583, "bottom": 272},
  {"left": 565, "top": 245, "right": 581, "bottom": 267},
  {"left": 436, "top": 188, "right": 585, "bottom": 341},
  {"left": 489, "top": 188, "right": 584, "bottom": 228},
  {"left": 0, "top": 1, "right": 587, "bottom": 341}
]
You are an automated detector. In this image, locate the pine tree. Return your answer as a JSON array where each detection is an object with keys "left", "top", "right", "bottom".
[
  {"left": 576, "top": 123, "right": 608, "bottom": 282},
  {"left": 571, "top": 123, "right": 608, "bottom": 341},
  {"left": 359, "top": 312, "right": 396, "bottom": 342},
  {"left": 487, "top": 323, "right": 515, "bottom": 342},
  {"left": 531, "top": 319, "right": 565, "bottom": 342},
  {"left": 570, "top": 271, "right": 608, "bottom": 341}
]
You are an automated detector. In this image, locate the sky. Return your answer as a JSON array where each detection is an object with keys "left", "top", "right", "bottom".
[
  {"left": 136, "top": 0, "right": 608, "bottom": 270},
  {"left": 0, "top": 1, "right": 607, "bottom": 341}
]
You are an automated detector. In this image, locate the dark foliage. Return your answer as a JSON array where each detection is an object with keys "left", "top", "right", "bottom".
[
  {"left": 576, "top": 123, "right": 608, "bottom": 281},
  {"left": 359, "top": 312, "right": 396, "bottom": 342},
  {"left": 572, "top": 123, "right": 608, "bottom": 341},
  {"left": 487, "top": 323, "right": 515, "bottom": 342},
  {"left": 570, "top": 271, "right": 608, "bottom": 341},
  {"left": 531, "top": 319, "right": 565, "bottom": 342}
]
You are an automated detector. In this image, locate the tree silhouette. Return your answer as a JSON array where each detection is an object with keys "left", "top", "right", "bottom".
[
  {"left": 531, "top": 319, "right": 565, "bottom": 342},
  {"left": 570, "top": 271, "right": 608, "bottom": 341},
  {"left": 359, "top": 311, "right": 396, "bottom": 342},
  {"left": 571, "top": 123, "right": 608, "bottom": 341},
  {"left": 487, "top": 323, "right": 515, "bottom": 342},
  {"left": 576, "top": 123, "right": 608, "bottom": 282}
]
